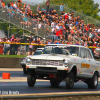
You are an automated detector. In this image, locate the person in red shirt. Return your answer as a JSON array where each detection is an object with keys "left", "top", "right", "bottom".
[
  {"left": 65, "top": 13, "right": 69, "bottom": 20},
  {"left": 92, "top": 42, "right": 97, "bottom": 57},
  {"left": 2, "top": 1, "right": 5, "bottom": 10}
]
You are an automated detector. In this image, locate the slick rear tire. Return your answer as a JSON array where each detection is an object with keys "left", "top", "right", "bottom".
[
  {"left": 65, "top": 72, "right": 74, "bottom": 89},
  {"left": 88, "top": 72, "right": 98, "bottom": 89}
]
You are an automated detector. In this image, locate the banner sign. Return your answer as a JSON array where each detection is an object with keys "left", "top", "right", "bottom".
[{"left": 20, "top": 46, "right": 26, "bottom": 55}]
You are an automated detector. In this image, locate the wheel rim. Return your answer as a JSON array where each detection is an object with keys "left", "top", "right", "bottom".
[{"left": 94, "top": 75, "right": 98, "bottom": 86}]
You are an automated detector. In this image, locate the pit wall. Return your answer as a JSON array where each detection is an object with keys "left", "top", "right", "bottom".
[{"left": 0, "top": 57, "right": 21, "bottom": 68}]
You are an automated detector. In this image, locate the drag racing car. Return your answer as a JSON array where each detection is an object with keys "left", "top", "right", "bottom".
[{"left": 26, "top": 44, "right": 100, "bottom": 89}]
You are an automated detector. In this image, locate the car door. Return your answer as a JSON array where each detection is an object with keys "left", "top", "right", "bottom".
[
  {"left": 84, "top": 48, "right": 93, "bottom": 77},
  {"left": 79, "top": 47, "right": 90, "bottom": 78},
  {"left": 86, "top": 48, "right": 98, "bottom": 77}
]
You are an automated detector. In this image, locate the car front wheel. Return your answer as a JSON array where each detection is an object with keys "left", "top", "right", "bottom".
[
  {"left": 65, "top": 72, "right": 74, "bottom": 89},
  {"left": 27, "top": 72, "right": 36, "bottom": 87}
]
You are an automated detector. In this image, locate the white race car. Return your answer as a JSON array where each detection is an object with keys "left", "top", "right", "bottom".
[{"left": 26, "top": 44, "right": 100, "bottom": 89}]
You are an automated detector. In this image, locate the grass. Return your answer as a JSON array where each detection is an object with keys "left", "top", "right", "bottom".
[{"left": 0, "top": 55, "right": 27, "bottom": 58}]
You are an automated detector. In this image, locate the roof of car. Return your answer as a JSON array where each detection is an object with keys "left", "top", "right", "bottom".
[{"left": 46, "top": 44, "right": 87, "bottom": 48}]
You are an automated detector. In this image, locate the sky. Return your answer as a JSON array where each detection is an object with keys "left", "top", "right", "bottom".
[
  {"left": 22, "top": 0, "right": 45, "bottom": 3},
  {"left": 94, "top": 0, "right": 100, "bottom": 8}
]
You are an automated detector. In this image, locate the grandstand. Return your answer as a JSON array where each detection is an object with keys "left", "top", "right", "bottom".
[{"left": 0, "top": 0, "right": 100, "bottom": 44}]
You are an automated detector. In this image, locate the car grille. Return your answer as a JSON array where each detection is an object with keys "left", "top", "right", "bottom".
[{"left": 32, "top": 60, "right": 63, "bottom": 66}]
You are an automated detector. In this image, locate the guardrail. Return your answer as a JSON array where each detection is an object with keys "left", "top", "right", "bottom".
[{"left": 0, "top": 91, "right": 100, "bottom": 100}]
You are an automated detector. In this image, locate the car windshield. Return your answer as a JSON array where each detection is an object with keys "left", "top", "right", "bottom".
[
  {"left": 42, "top": 47, "right": 70, "bottom": 55},
  {"left": 64, "top": 46, "right": 79, "bottom": 56},
  {"left": 34, "top": 50, "right": 42, "bottom": 55}
]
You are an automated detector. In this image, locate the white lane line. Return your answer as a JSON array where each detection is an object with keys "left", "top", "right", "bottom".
[{"left": 0, "top": 68, "right": 23, "bottom": 71}]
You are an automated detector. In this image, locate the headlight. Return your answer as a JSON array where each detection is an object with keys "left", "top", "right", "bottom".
[
  {"left": 64, "top": 60, "right": 69, "bottom": 67},
  {"left": 26, "top": 58, "right": 32, "bottom": 65}
]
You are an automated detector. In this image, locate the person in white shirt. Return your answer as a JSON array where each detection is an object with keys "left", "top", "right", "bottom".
[
  {"left": 56, "top": 23, "right": 60, "bottom": 31},
  {"left": 98, "top": 27, "right": 100, "bottom": 33},
  {"left": 38, "top": 22, "right": 41, "bottom": 29},
  {"left": 13, "top": 2, "right": 17, "bottom": 11}
]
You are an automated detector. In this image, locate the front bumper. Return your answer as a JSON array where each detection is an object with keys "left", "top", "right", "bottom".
[{"left": 26, "top": 65, "right": 68, "bottom": 71}]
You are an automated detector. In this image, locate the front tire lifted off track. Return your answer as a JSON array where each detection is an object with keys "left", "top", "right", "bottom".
[
  {"left": 65, "top": 72, "right": 74, "bottom": 89},
  {"left": 87, "top": 72, "right": 98, "bottom": 89},
  {"left": 27, "top": 70, "right": 36, "bottom": 87}
]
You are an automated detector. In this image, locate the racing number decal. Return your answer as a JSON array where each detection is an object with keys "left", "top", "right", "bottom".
[{"left": 81, "top": 63, "right": 90, "bottom": 68}]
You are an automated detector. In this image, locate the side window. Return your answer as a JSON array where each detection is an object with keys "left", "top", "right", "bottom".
[
  {"left": 80, "top": 48, "right": 86, "bottom": 58},
  {"left": 54, "top": 47, "right": 63, "bottom": 54},
  {"left": 84, "top": 48, "right": 87, "bottom": 58},
  {"left": 86, "top": 49, "right": 92, "bottom": 59}
]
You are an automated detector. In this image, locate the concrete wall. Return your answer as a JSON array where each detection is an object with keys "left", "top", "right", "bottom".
[{"left": 0, "top": 57, "right": 22, "bottom": 68}]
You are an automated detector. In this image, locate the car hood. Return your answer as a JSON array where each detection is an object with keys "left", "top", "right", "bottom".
[{"left": 30, "top": 54, "right": 70, "bottom": 61}]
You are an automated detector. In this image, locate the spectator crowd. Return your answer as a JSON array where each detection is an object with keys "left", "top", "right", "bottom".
[{"left": 0, "top": 0, "right": 100, "bottom": 55}]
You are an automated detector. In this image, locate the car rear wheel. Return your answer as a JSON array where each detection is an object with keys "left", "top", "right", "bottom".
[
  {"left": 27, "top": 70, "right": 36, "bottom": 87},
  {"left": 50, "top": 80, "right": 60, "bottom": 87},
  {"left": 87, "top": 72, "right": 98, "bottom": 89},
  {"left": 65, "top": 72, "right": 74, "bottom": 89}
]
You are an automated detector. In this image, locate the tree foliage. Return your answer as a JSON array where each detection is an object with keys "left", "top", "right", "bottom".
[
  {"left": 50, "top": 0, "right": 100, "bottom": 19},
  {"left": 0, "top": 22, "right": 23, "bottom": 37}
]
